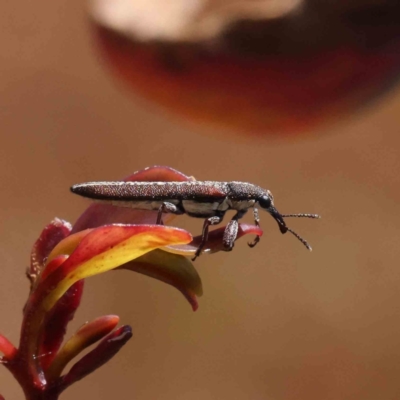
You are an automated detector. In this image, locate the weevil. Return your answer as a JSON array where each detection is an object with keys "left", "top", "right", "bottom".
[{"left": 70, "top": 180, "right": 320, "bottom": 260}]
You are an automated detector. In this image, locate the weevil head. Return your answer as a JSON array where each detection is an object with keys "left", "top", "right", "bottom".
[
  {"left": 256, "top": 190, "right": 320, "bottom": 251},
  {"left": 257, "top": 190, "right": 288, "bottom": 234}
]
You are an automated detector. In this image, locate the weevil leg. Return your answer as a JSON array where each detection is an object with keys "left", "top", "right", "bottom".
[
  {"left": 223, "top": 210, "right": 247, "bottom": 251},
  {"left": 248, "top": 207, "right": 261, "bottom": 248},
  {"left": 192, "top": 215, "right": 222, "bottom": 261},
  {"left": 223, "top": 219, "right": 239, "bottom": 251},
  {"left": 156, "top": 202, "right": 182, "bottom": 224}
]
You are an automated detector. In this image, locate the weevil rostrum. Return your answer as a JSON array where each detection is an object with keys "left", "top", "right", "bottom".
[{"left": 71, "top": 178, "right": 320, "bottom": 260}]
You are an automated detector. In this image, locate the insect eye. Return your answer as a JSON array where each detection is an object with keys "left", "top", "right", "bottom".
[{"left": 259, "top": 196, "right": 272, "bottom": 209}]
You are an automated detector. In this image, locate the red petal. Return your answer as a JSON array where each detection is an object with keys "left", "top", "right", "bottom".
[
  {"left": 124, "top": 165, "right": 194, "bottom": 182},
  {"left": 40, "top": 255, "right": 69, "bottom": 281},
  {"left": 39, "top": 280, "right": 84, "bottom": 371},
  {"left": 60, "top": 326, "right": 132, "bottom": 391},
  {"left": 0, "top": 334, "right": 17, "bottom": 360},
  {"left": 47, "top": 315, "right": 119, "bottom": 380},
  {"left": 164, "top": 223, "right": 263, "bottom": 256},
  {"left": 120, "top": 249, "right": 202, "bottom": 311},
  {"left": 29, "top": 219, "right": 72, "bottom": 284},
  {"left": 32, "top": 225, "right": 192, "bottom": 314},
  {"left": 43, "top": 230, "right": 93, "bottom": 272}
]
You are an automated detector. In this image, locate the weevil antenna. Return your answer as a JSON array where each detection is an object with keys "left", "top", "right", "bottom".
[
  {"left": 285, "top": 227, "right": 312, "bottom": 251},
  {"left": 280, "top": 213, "right": 320, "bottom": 219},
  {"left": 269, "top": 207, "right": 314, "bottom": 251}
]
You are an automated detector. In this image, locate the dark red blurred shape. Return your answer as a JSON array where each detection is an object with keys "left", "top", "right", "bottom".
[{"left": 92, "top": 1, "right": 400, "bottom": 135}]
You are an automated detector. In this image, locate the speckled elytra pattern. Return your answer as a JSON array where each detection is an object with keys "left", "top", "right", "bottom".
[{"left": 71, "top": 181, "right": 267, "bottom": 202}]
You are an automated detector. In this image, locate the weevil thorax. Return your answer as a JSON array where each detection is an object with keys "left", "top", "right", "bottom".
[
  {"left": 226, "top": 182, "right": 267, "bottom": 211},
  {"left": 227, "top": 182, "right": 287, "bottom": 232}
]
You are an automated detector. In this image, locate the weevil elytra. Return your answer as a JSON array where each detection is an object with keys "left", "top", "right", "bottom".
[{"left": 70, "top": 180, "right": 320, "bottom": 260}]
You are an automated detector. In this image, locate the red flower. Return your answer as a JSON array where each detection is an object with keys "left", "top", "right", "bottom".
[{"left": 0, "top": 166, "right": 262, "bottom": 399}]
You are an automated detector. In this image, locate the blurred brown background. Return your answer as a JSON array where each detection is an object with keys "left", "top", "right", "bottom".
[{"left": 1, "top": 1, "right": 400, "bottom": 399}]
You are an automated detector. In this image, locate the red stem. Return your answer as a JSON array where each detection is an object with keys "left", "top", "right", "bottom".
[{"left": 3, "top": 355, "right": 61, "bottom": 400}]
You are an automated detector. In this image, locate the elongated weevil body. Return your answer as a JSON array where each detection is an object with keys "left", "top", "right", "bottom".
[{"left": 70, "top": 180, "right": 320, "bottom": 260}]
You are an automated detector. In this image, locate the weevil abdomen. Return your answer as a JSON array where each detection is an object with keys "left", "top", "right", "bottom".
[
  {"left": 182, "top": 198, "right": 230, "bottom": 218},
  {"left": 227, "top": 199, "right": 256, "bottom": 211}
]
